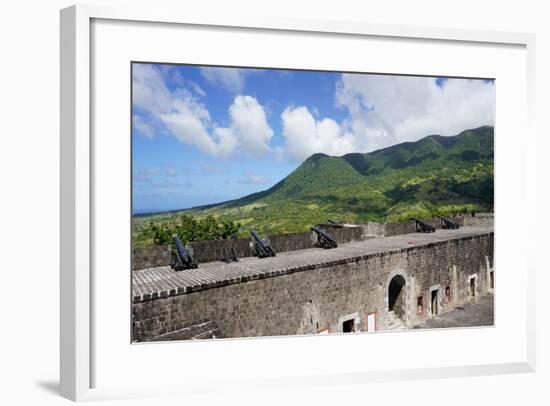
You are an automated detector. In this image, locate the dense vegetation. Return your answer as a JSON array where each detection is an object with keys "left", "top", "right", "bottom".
[
  {"left": 133, "top": 126, "right": 494, "bottom": 247},
  {"left": 138, "top": 215, "right": 241, "bottom": 246}
]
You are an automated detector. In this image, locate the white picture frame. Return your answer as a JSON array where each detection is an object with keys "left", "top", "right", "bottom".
[{"left": 60, "top": 4, "right": 536, "bottom": 402}]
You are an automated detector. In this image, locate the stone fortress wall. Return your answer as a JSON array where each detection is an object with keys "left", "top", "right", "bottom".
[
  {"left": 132, "top": 214, "right": 494, "bottom": 341},
  {"left": 132, "top": 224, "right": 364, "bottom": 270},
  {"left": 132, "top": 213, "right": 492, "bottom": 271}
]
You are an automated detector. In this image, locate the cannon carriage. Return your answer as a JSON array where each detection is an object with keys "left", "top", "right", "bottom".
[
  {"left": 170, "top": 235, "right": 198, "bottom": 271},
  {"left": 311, "top": 226, "right": 338, "bottom": 249},
  {"left": 250, "top": 230, "right": 276, "bottom": 258}
]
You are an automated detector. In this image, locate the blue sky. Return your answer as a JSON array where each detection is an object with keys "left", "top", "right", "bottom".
[{"left": 132, "top": 63, "right": 494, "bottom": 214}]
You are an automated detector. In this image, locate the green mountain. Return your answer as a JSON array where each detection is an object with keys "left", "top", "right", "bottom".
[{"left": 133, "top": 126, "right": 494, "bottom": 245}]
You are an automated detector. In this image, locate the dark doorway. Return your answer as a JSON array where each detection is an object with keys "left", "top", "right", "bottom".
[
  {"left": 470, "top": 278, "right": 476, "bottom": 298},
  {"left": 342, "top": 319, "right": 355, "bottom": 333},
  {"left": 431, "top": 289, "right": 439, "bottom": 316},
  {"left": 388, "top": 275, "right": 406, "bottom": 319},
  {"left": 490, "top": 271, "right": 494, "bottom": 289}
]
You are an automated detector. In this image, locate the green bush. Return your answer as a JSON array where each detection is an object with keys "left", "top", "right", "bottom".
[{"left": 147, "top": 215, "right": 241, "bottom": 245}]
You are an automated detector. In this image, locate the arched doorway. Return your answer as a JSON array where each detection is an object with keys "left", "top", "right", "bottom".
[{"left": 388, "top": 274, "right": 406, "bottom": 319}]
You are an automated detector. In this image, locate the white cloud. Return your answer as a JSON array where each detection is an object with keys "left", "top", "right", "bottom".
[
  {"left": 134, "top": 168, "right": 161, "bottom": 183},
  {"left": 164, "top": 166, "right": 177, "bottom": 177},
  {"left": 200, "top": 67, "right": 246, "bottom": 93},
  {"left": 225, "top": 95, "right": 273, "bottom": 156},
  {"left": 155, "top": 65, "right": 206, "bottom": 97},
  {"left": 199, "top": 161, "right": 224, "bottom": 174},
  {"left": 335, "top": 74, "right": 494, "bottom": 151},
  {"left": 188, "top": 81, "right": 206, "bottom": 97},
  {"left": 132, "top": 115, "right": 155, "bottom": 139},
  {"left": 238, "top": 170, "right": 269, "bottom": 185},
  {"left": 133, "top": 64, "right": 173, "bottom": 114},
  {"left": 281, "top": 106, "right": 362, "bottom": 162},
  {"left": 161, "top": 95, "right": 272, "bottom": 157},
  {"left": 132, "top": 64, "right": 273, "bottom": 157},
  {"left": 280, "top": 75, "right": 494, "bottom": 162},
  {"left": 159, "top": 95, "right": 221, "bottom": 156},
  {"left": 133, "top": 166, "right": 190, "bottom": 189}
]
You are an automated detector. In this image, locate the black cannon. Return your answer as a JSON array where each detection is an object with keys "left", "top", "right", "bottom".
[
  {"left": 171, "top": 235, "right": 198, "bottom": 271},
  {"left": 437, "top": 216, "right": 460, "bottom": 230},
  {"left": 250, "top": 230, "right": 276, "bottom": 258},
  {"left": 327, "top": 219, "right": 344, "bottom": 228},
  {"left": 221, "top": 247, "right": 239, "bottom": 263},
  {"left": 311, "top": 226, "right": 338, "bottom": 249},
  {"left": 411, "top": 218, "right": 436, "bottom": 233}
]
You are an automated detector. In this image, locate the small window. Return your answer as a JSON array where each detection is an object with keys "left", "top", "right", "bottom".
[
  {"left": 417, "top": 296, "right": 423, "bottom": 314},
  {"left": 342, "top": 319, "right": 355, "bottom": 333},
  {"left": 445, "top": 286, "right": 451, "bottom": 303},
  {"left": 470, "top": 277, "right": 476, "bottom": 297},
  {"left": 431, "top": 290, "right": 439, "bottom": 316},
  {"left": 490, "top": 271, "right": 494, "bottom": 289}
]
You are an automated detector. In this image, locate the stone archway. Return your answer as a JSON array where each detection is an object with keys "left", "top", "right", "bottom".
[{"left": 388, "top": 274, "right": 407, "bottom": 320}]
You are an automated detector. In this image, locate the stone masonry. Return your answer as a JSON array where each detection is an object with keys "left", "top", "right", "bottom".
[
  {"left": 132, "top": 223, "right": 494, "bottom": 341},
  {"left": 132, "top": 224, "right": 365, "bottom": 270},
  {"left": 131, "top": 245, "right": 171, "bottom": 271},
  {"left": 132, "top": 214, "right": 491, "bottom": 271}
]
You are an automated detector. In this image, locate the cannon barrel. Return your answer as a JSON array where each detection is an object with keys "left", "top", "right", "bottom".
[
  {"left": 411, "top": 218, "right": 436, "bottom": 233},
  {"left": 327, "top": 219, "right": 344, "bottom": 228},
  {"left": 250, "top": 230, "right": 276, "bottom": 258},
  {"left": 171, "top": 235, "right": 198, "bottom": 270},
  {"left": 250, "top": 230, "right": 265, "bottom": 248},
  {"left": 311, "top": 226, "right": 338, "bottom": 249},
  {"left": 173, "top": 235, "right": 188, "bottom": 259},
  {"left": 437, "top": 215, "right": 460, "bottom": 230}
]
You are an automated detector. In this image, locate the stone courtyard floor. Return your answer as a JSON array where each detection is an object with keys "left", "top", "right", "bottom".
[{"left": 414, "top": 293, "right": 494, "bottom": 329}]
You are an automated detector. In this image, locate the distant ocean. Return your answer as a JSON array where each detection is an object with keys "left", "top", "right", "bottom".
[{"left": 132, "top": 208, "right": 176, "bottom": 217}]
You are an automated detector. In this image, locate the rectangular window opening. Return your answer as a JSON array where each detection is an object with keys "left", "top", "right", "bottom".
[
  {"left": 431, "top": 290, "right": 438, "bottom": 315},
  {"left": 490, "top": 271, "right": 494, "bottom": 289},
  {"left": 342, "top": 319, "right": 355, "bottom": 333},
  {"left": 417, "top": 296, "right": 423, "bottom": 314},
  {"left": 445, "top": 286, "right": 451, "bottom": 303}
]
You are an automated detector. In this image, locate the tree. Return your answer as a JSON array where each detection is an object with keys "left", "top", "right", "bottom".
[{"left": 149, "top": 214, "right": 241, "bottom": 245}]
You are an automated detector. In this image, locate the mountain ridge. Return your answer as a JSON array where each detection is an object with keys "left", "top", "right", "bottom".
[
  {"left": 133, "top": 126, "right": 494, "bottom": 244},
  {"left": 180, "top": 125, "right": 493, "bottom": 213},
  {"left": 202, "top": 125, "right": 493, "bottom": 210}
]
